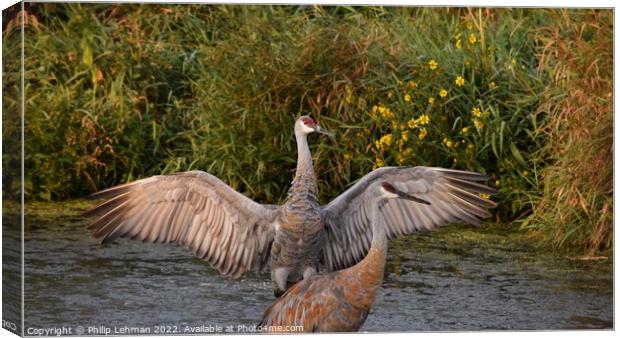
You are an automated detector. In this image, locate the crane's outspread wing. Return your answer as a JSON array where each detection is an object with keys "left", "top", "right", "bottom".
[
  {"left": 84, "top": 170, "right": 280, "bottom": 279},
  {"left": 321, "top": 166, "right": 497, "bottom": 271}
]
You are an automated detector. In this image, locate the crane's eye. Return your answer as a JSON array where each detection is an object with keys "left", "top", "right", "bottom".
[{"left": 381, "top": 182, "right": 396, "bottom": 192}]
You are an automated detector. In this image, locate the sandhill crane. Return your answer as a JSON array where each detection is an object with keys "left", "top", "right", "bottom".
[
  {"left": 85, "top": 115, "right": 497, "bottom": 296},
  {"left": 259, "top": 181, "right": 432, "bottom": 332}
]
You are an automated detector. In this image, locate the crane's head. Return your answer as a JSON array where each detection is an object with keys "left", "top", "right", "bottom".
[
  {"left": 295, "top": 115, "right": 333, "bottom": 137},
  {"left": 378, "top": 182, "right": 431, "bottom": 205}
]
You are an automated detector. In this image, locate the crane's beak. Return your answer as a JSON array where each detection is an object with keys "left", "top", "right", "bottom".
[
  {"left": 397, "top": 190, "right": 431, "bottom": 205},
  {"left": 315, "top": 125, "right": 334, "bottom": 136}
]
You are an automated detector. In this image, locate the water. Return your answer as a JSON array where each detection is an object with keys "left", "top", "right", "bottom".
[{"left": 8, "top": 201, "right": 613, "bottom": 334}]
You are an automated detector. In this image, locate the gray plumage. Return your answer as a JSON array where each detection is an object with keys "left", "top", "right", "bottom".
[
  {"left": 85, "top": 116, "right": 497, "bottom": 296},
  {"left": 321, "top": 166, "right": 496, "bottom": 271},
  {"left": 260, "top": 181, "right": 421, "bottom": 332},
  {"left": 85, "top": 170, "right": 279, "bottom": 279}
]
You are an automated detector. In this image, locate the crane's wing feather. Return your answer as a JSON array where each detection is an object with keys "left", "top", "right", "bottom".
[
  {"left": 321, "top": 166, "right": 497, "bottom": 271},
  {"left": 85, "top": 171, "right": 280, "bottom": 278}
]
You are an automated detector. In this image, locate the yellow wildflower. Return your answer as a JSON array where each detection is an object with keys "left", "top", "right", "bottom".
[
  {"left": 428, "top": 59, "right": 438, "bottom": 70},
  {"left": 401, "top": 130, "right": 409, "bottom": 141},
  {"left": 408, "top": 80, "right": 418, "bottom": 89},
  {"left": 378, "top": 134, "right": 393, "bottom": 149},
  {"left": 377, "top": 105, "right": 394, "bottom": 119},
  {"left": 428, "top": 97, "right": 435, "bottom": 105},
  {"left": 461, "top": 127, "right": 469, "bottom": 134},
  {"left": 418, "top": 128, "right": 428, "bottom": 140},
  {"left": 467, "top": 143, "right": 474, "bottom": 150},
  {"left": 383, "top": 134, "right": 394, "bottom": 144},
  {"left": 495, "top": 180, "right": 500, "bottom": 187},
  {"left": 446, "top": 140, "right": 453, "bottom": 148},
  {"left": 344, "top": 86, "right": 353, "bottom": 104},
  {"left": 387, "top": 90, "right": 394, "bottom": 98},
  {"left": 468, "top": 33, "right": 477, "bottom": 45},
  {"left": 522, "top": 170, "right": 529, "bottom": 176},
  {"left": 404, "top": 93, "right": 411, "bottom": 102},
  {"left": 455, "top": 39, "right": 462, "bottom": 49},
  {"left": 474, "top": 119, "right": 484, "bottom": 130},
  {"left": 488, "top": 81, "right": 496, "bottom": 89},
  {"left": 455, "top": 76, "right": 465, "bottom": 87},
  {"left": 418, "top": 114, "right": 430, "bottom": 125},
  {"left": 396, "top": 148, "right": 414, "bottom": 165},
  {"left": 471, "top": 107, "right": 482, "bottom": 117},
  {"left": 439, "top": 89, "right": 448, "bottom": 98},
  {"left": 373, "top": 158, "right": 385, "bottom": 170},
  {"left": 371, "top": 105, "right": 378, "bottom": 114},
  {"left": 407, "top": 118, "right": 418, "bottom": 129}
]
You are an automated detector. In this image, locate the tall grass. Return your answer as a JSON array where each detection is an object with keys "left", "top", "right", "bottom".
[
  {"left": 2, "top": 4, "right": 24, "bottom": 201},
  {"left": 522, "top": 10, "right": 613, "bottom": 255},
  {"left": 2, "top": 5, "right": 613, "bottom": 254}
]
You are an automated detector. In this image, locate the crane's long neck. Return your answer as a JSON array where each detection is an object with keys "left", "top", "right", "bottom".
[
  {"left": 370, "top": 201, "right": 389, "bottom": 251},
  {"left": 341, "top": 200, "right": 388, "bottom": 309},
  {"left": 282, "top": 130, "right": 320, "bottom": 233},
  {"left": 294, "top": 132, "right": 315, "bottom": 180},
  {"left": 358, "top": 200, "right": 388, "bottom": 275}
]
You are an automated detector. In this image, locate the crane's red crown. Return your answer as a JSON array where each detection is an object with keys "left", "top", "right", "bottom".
[
  {"left": 301, "top": 116, "right": 316, "bottom": 127},
  {"left": 381, "top": 182, "right": 396, "bottom": 193}
]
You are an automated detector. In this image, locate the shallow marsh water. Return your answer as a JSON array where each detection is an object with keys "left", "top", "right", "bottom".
[{"left": 7, "top": 200, "right": 613, "bottom": 334}]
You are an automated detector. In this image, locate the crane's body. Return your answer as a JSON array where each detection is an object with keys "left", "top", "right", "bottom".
[
  {"left": 269, "top": 117, "right": 328, "bottom": 295},
  {"left": 272, "top": 175, "right": 324, "bottom": 294},
  {"left": 85, "top": 115, "right": 497, "bottom": 297},
  {"left": 260, "top": 182, "right": 415, "bottom": 332}
]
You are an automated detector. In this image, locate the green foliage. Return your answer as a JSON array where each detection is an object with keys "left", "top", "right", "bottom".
[
  {"left": 3, "top": 5, "right": 612, "bottom": 254},
  {"left": 338, "top": 8, "right": 548, "bottom": 221},
  {"left": 2, "top": 4, "right": 23, "bottom": 201},
  {"left": 3, "top": 4, "right": 554, "bottom": 205}
]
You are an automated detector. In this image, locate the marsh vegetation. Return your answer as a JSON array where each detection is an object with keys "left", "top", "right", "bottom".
[{"left": 2, "top": 5, "right": 612, "bottom": 255}]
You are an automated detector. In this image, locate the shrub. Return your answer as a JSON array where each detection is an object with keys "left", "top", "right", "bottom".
[{"left": 7, "top": 5, "right": 548, "bottom": 208}]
